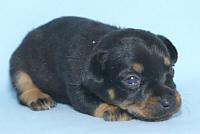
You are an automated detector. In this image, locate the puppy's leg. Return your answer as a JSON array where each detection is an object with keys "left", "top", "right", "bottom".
[
  {"left": 67, "top": 87, "right": 132, "bottom": 121},
  {"left": 13, "top": 71, "right": 56, "bottom": 111}
]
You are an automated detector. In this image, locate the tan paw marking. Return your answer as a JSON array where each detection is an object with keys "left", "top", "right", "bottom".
[
  {"left": 15, "top": 71, "right": 56, "bottom": 111},
  {"left": 20, "top": 90, "right": 56, "bottom": 111},
  {"left": 94, "top": 103, "right": 132, "bottom": 121}
]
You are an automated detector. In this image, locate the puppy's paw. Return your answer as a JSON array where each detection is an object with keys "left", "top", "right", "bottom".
[
  {"left": 30, "top": 96, "right": 56, "bottom": 111},
  {"left": 103, "top": 108, "right": 132, "bottom": 121},
  {"left": 94, "top": 103, "right": 132, "bottom": 121},
  {"left": 20, "top": 90, "right": 56, "bottom": 111}
]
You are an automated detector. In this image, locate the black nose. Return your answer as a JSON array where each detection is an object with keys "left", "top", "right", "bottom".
[{"left": 160, "top": 99, "right": 170, "bottom": 109}]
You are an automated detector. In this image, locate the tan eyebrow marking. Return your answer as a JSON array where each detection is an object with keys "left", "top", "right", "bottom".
[
  {"left": 132, "top": 63, "right": 144, "bottom": 73},
  {"left": 164, "top": 57, "right": 171, "bottom": 66}
]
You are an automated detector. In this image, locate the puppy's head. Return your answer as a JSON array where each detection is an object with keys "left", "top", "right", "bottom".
[{"left": 85, "top": 29, "right": 181, "bottom": 121}]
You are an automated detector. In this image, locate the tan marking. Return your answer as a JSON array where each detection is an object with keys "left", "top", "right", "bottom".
[
  {"left": 119, "top": 112, "right": 131, "bottom": 121},
  {"left": 164, "top": 57, "right": 171, "bottom": 66},
  {"left": 175, "top": 91, "right": 182, "bottom": 111},
  {"left": 126, "top": 102, "right": 146, "bottom": 117},
  {"left": 107, "top": 111, "right": 130, "bottom": 121},
  {"left": 15, "top": 71, "right": 37, "bottom": 93},
  {"left": 14, "top": 71, "right": 54, "bottom": 107},
  {"left": 146, "top": 97, "right": 159, "bottom": 105},
  {"left": 94, "top": 103, "right": 131, "bottom": 121},
  {"left": 132, "top": 63, "right": 144, "bottom": 73},
  {"left": 108, "top": 88, "right": 115, "bottom": 100},
  {"left": 123, "top": 97, "right": 159, "bottom": 117},
  {"left": 94, "top": 103, "right": 117, "bottom": 117},
  {"left": 19, "top": 89, "right": 50, "bottom": 106},
  {"left": 118, "top": 100, "right": 132, "bottom": 109},
  {"left": 127, "top": 105, "right": 146, "bottom": 117}
]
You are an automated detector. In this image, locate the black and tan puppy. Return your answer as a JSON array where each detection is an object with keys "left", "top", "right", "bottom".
[{"left": 10, "top": 16, "right": 181, "bottom": 121}]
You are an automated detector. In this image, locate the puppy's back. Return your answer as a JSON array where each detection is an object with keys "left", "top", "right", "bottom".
[{"left": 10, "top": 16, "right": 117, "bottom": 103}]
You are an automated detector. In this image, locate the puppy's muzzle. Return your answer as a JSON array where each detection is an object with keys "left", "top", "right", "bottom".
[{"left": 118, "top": 86, "right": 181, "bottom": 121}]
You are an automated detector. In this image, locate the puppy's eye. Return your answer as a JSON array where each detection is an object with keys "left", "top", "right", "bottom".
[{"left": 122, "top": 75, "right": 141, "bottom": 87}]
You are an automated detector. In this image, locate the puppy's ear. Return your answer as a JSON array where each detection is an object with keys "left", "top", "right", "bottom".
[
  {"left": 83, "top": 51, "right": 108, "bottom": 90},
  {"left": 157, "top": 35, "right": 178, "bottom": 64},
  {"left": 90, "top": 51, "right": 108, "bottom": 79}
]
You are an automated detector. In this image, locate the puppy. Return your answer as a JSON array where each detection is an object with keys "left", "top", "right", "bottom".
[{"left": 10, "top": 16, "right": 181, "bottom": 121}]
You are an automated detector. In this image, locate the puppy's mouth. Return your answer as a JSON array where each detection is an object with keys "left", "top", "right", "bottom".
[{"left": 132, "top": 111, "right": 174, "bottom": 122}]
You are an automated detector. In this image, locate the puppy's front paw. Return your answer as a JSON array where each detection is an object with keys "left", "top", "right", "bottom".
[
  {"left": 94, "top": 103, "right": 132, "bottom": 121},
  {"left": 30, "top": 96, "right": 56, "bottom": 111},
  {"left": 20, "top": 90, "right": 56, "bottom": 111},
  {"left": 103, "top": 108, "right": 132, "bottom": 121}
]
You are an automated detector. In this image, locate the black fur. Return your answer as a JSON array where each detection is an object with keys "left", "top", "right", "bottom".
[{"left": 10, "top": 16, "right": 180, "bottom": 121}]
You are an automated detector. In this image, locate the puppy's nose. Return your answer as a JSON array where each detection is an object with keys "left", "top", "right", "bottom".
[{"left": 160, "top": 99, "right": 170, "bottom": 109}]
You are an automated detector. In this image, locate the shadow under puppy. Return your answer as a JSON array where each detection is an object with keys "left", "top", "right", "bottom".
[{"left": 10, "top": 16, "right": 181, "bottom": 121}]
